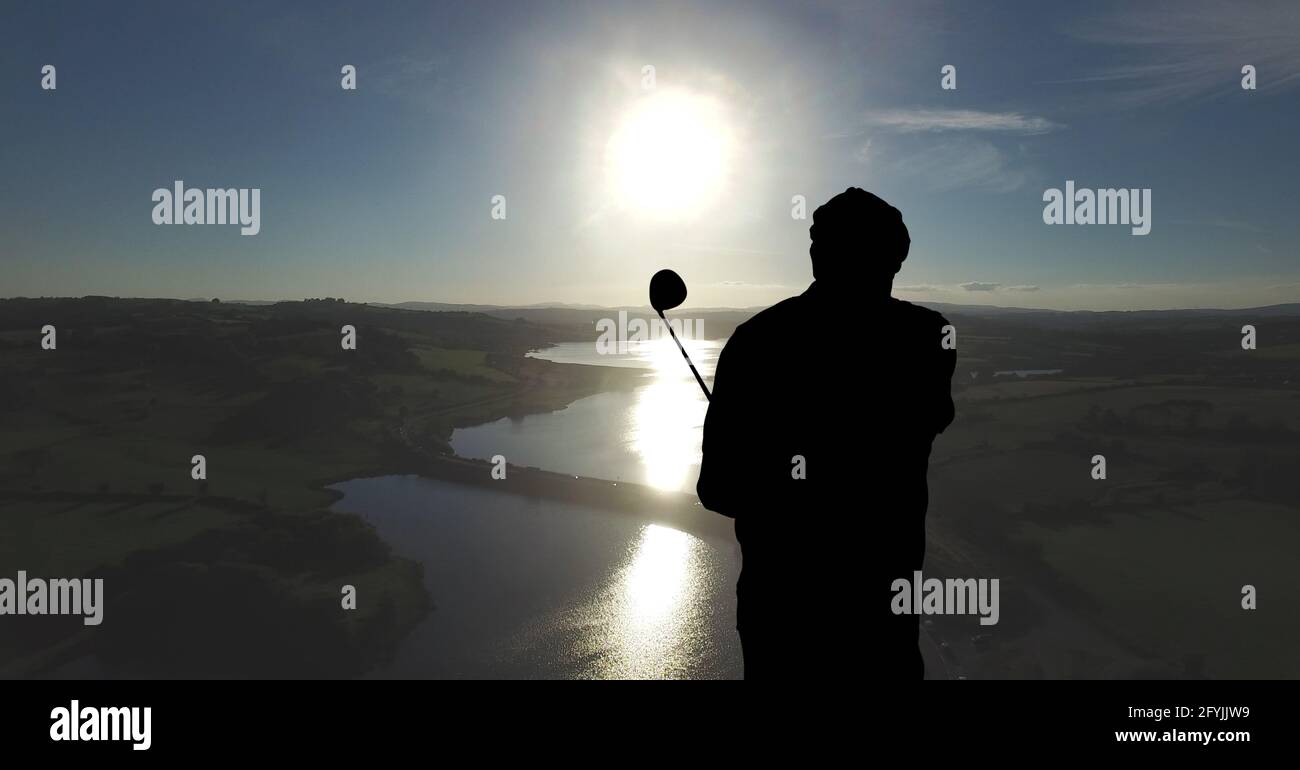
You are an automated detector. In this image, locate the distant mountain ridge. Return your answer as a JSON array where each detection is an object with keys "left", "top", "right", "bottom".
[
  {"left": 384, "top": 301, "right": 764, "bottom": 313},
  {"left": 10, "top": 295, "right": 1299, "bottom": 319},
  {"left": 380, "top": 299, "right": 1300, "bottom": 318},
  {"left": 377, "top": 297, "right": 1300, "bottom": 316}
]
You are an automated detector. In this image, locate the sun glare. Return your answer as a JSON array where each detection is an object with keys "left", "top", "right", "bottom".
[
  {"left": 629, "top": 336, "right": 710, "bottom": 491},
  {"left": 604, "top": 89, "right": 735, "bottom": 221}
]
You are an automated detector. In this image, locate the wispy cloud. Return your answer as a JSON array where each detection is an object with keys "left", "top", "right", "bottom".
[
  {"left": 902, "top": 282, "right": 1038, "bottom": 294},
  {"left": 1070, "top": 282, "right": 1180, "bottom": 290},
  {"left": 852, "top": 106, "right": 1054, "bottom": 193},
  {"left": 863, "top": 108, "right": 1062, "bottom": 135},
  {"left": 1068, "top": 1, "right": 1300, "bottom": 104},
  {"left": 877, "top": 139, "right": 1030, "bottom": 193},
  {"left": 894, "top": 278, "right": 1300, "bottom": 311}
]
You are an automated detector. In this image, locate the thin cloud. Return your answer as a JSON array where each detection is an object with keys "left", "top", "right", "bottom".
[
  {"left": 1068, "top": 1, "right": 1300, "bottom": 104},
  {"left": 863, "top": 109, "right": 1062, "bottom": 135},
  {"left": 875, "top": 139, "right": 1030, "bottom": 193},
  {"left": 898, "top": 283, "right": 1037, "bottom": 293},
  {"left": 1070, "top": 282, "right": 1169, "bottom": 290}
]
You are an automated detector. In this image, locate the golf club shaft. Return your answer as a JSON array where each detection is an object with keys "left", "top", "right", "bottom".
[{"left": 658, "top": 310, "right": 712, "bottom": 401}]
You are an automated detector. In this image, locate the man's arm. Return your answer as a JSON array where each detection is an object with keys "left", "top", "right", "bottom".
[
  {"left": 696, "top": 333, "right": 753, "bottom": 518},
  {"left": 934, "top": 313, "right": 957, "bottom": 435}
]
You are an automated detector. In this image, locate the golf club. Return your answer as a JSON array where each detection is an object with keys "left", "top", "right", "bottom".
[{"left": 649, "top": 268, "right": 712, "bottom": 401}]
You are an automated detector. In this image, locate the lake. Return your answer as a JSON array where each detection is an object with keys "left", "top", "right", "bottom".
[
  {"left": 331, "top": 337, "right": 743, "bottom": 679},
  {"left": 332, "top": 474, "right": 741, "bottom": 679},
  {"left": 453, "top": 338, "right": 722, "bottom": 493}
]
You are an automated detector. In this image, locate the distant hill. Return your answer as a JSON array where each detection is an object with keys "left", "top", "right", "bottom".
[
  {"left": 380, "top": 302, "right": 758, "bottom": 340},
  {"left": 919, "top": 301, "right": 1300, "bottom": 318},
  {"left": 374, "top": 299, "right": 1300, "bottom": 340},
  {"left": 384, "top": 298, "right": 1300, "bottom": 318},
  {"left": 6, "top": 296, "right": 1296, "bottom": 342}
]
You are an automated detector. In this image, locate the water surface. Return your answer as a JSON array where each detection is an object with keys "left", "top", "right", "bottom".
[
  {"left": 332, "top": 475, "right": 742, "bottom": 679},
  {"left": 453, "top": 338, "right": 722, "bottom": 492}
]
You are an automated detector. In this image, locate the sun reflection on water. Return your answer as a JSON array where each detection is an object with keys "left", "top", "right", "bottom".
[
  {"left": 600, "top": 523, "right": 707, "bottom": 678},
  {"left": 621, "top": 523, "right": 693, "bottom": 625},
  {"left": 628, "top": 336, "right": 712, "bottom": 491},
  {"left": 500, "top": 522, "right": 717, "bottom": 680},
  {"left": 492, "top": 336, "right": 726, "bottom": 677}
]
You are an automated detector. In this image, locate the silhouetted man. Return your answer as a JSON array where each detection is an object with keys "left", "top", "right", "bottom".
[{"left": 697, "top": 188, "right": 955, "bottom": 680}]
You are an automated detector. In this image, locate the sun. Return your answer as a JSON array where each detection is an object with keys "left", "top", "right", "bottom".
[{"left": 604, "top": 88, "right": 735, "bottom": 221}]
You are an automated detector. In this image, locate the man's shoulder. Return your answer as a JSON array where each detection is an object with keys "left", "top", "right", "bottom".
[
  {"left": 727, "top": 293, "right": 950, "bottom": 343},
  {"left": 734, "top": 294, "right": 806, "bottom": 334},
  {"left": 889, "top": 297, "right": 950, "bottom": 328},
  {"left": 723, "top": 294, "right": 808, "bottom": 354}
]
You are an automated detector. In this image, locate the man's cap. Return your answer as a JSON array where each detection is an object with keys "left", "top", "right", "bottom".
[{"left": 810, "top": 187, "right": 910, "bottom": 263}]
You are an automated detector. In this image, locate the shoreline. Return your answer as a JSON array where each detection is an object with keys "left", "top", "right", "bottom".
[{"left": 328, "top": 453, "right": 736, "bottom": 544}]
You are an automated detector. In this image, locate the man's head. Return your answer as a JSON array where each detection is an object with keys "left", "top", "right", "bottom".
[{"left": 809, "top": 188, "right": 910, "bottom": 287}]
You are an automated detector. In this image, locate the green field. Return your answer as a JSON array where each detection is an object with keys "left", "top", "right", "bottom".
[
  {"left": 0, "top": 297, "right": 636, "bottom": 677},
  {"left": 927, "top": 358, "right": 1300, "bottom": 679}
]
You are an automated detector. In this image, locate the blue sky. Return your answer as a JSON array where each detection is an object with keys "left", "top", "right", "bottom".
[{"left": 2, "top": 0, "right": 1297, "bottom": 309}]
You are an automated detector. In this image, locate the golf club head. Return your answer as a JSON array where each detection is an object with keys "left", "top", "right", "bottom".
[{"left": 649, "top": 269, "right": 688, "bottom": 313}]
